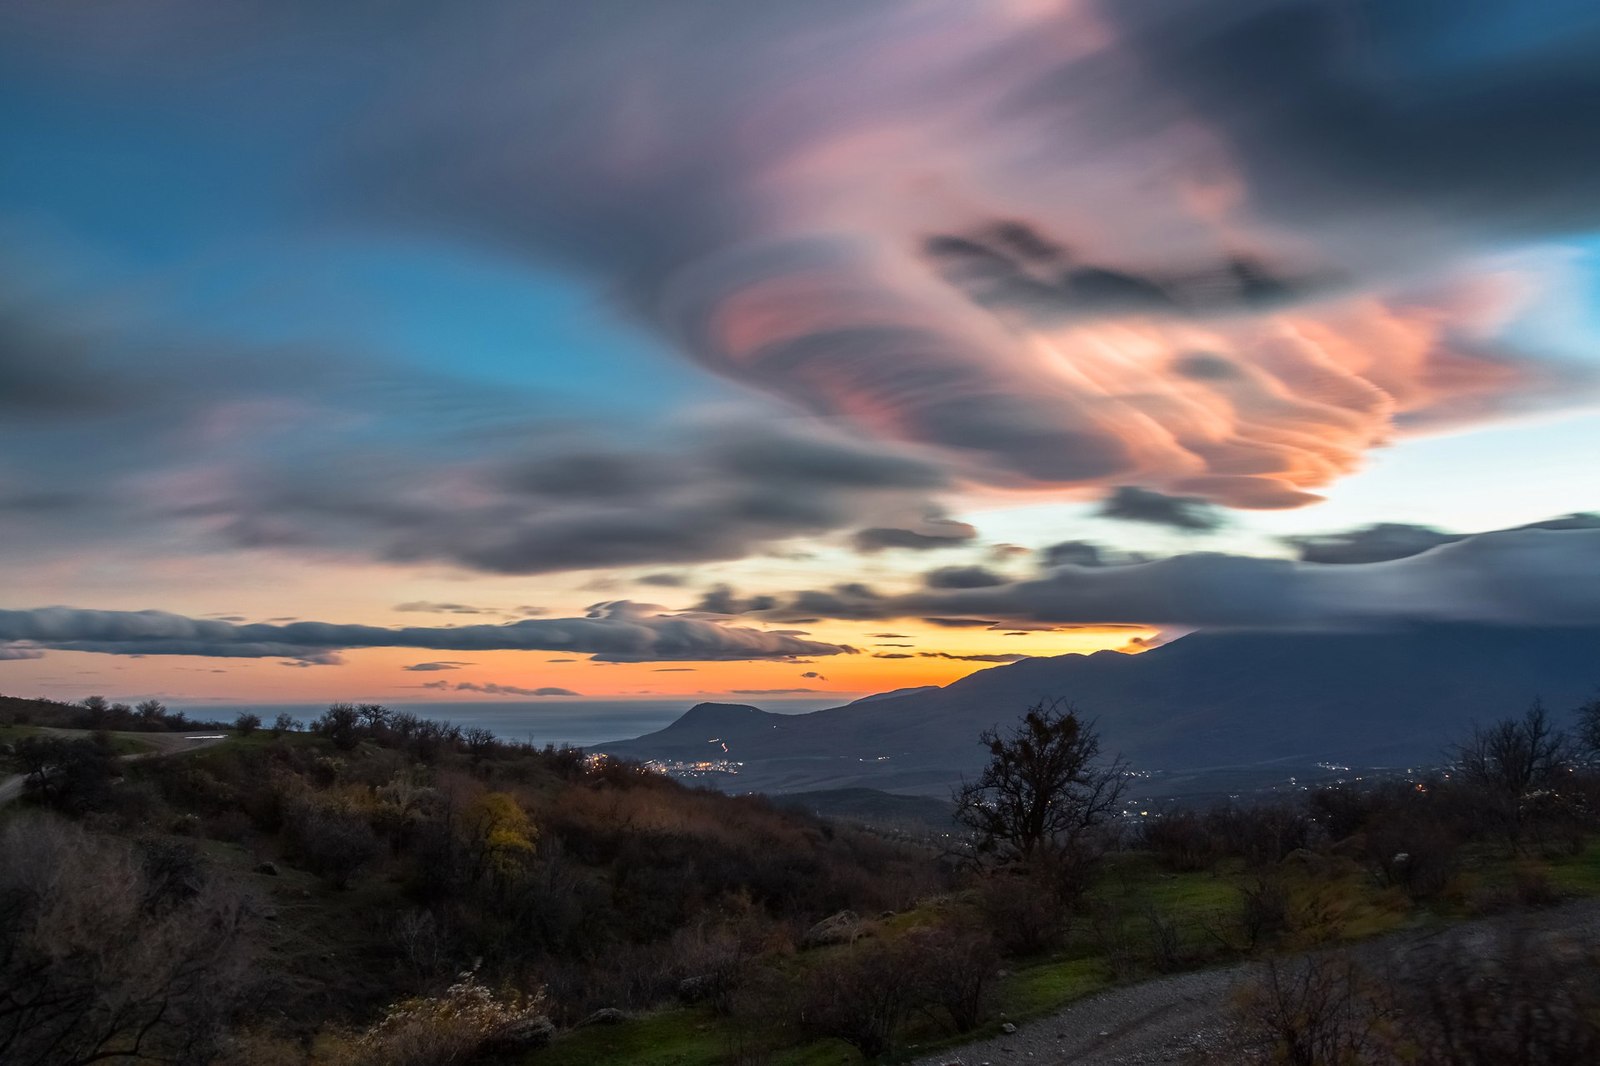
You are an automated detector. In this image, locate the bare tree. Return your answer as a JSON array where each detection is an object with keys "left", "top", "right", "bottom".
[
  {"left": 1576, "top": 694, "right": 1600, "bottom": 758},
  {"left": 0, "top": 815, "right": 254, "bottom": 1065},
  {"left": 953, "top": 699, "right": 1127, "bottom": 898},
  {"left": 1453, "top": 701, "right": 1575, "bottom": 852}
]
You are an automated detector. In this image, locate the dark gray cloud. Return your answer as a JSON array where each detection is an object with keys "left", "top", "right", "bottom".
[
  {"left": 918, "top": 652, "right": 1030, "bottom": 663},
  {"left": 1040, "top": 541, "right": 1105, "bottom": 568},
  {"left": 1092, "top": 0, "right": 1600, "bottom": 241},
  {"left": 923, "top": 565, "right": 1007, "bottom": 589},
  {"left": 895, "top": 527, "right": 1600, "bottom": 628},
  {"left": 1098, "top": 486, "right": 1224, "bottom": 531},
  {"left": 709, "top": 522, "right": 1600, "bottom": 631},
  {"left": 0, "top": 645, "right": 46, "bottom": 661},
  {"left": 852, "top": 517, "right": 977, "bottom": 553},
  {"left": 1288, "top": 513, "right": 1600, "bottom": 564},
  {"left": 800, "top": 670, "right": 825, "bottom": 679},
  {"left": 403, "top": 661, "right": 470, "bottom": 672},
  {"left": 421, "top": 681, "right": 579, "bottom": 697},
  {"left": 924, "top": 221, "right": 1322, "bottom": 325},
  {"left": 0, "top": 602, "right": 849, "bottom": 663},
  {"left": 0, "top": 304, "right": 954, "bottom": 575},
  {"left": 637, "top": 573, "right": 688, "bottom": 587},
  {"left": 1287, "top": 523, "right": 1462, "bottom": 565},
  {"left": 731, "top": 687, "right": 820, "bottom": 696}
]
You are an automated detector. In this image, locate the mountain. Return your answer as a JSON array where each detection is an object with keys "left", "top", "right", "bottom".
[{"left": 600, "top": 624, "right": 1600, "bottom": 798}]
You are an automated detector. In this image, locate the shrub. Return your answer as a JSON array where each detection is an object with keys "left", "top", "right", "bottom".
[
  {"left": 293, "top": 806, "right": 381, "bottom": 888},
  {"left": 235, "top": 711, "right": 262, "bottom": 736},
  {"left": 321, "top": 972, "right": 549, "bottom": 1066}
]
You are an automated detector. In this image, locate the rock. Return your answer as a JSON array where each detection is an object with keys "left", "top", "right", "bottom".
[
  {"left": 879, "top": 910, "right": 897, "bottom": 920},
  {"left": 802, "top": 910, "right": 863, "bottom": 948},
  {"left": 254, "top": 861, "right": 279, "bottom": 876},
  {"left": 677, "top": 974, "right": 719, "bottom": 1004},
  {"left": 1001, "top": 1022, "right": 1017, "bottom": 1034},
  {"left": 489, "top": 1015, "right": 555, "bottom": 1050},
  {"left": 578, "top": 1007, "right": 626, "bottom": 1027}
]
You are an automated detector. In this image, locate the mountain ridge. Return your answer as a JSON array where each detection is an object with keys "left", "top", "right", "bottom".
[{"left": 601, "top": 623, "right": 1600, "bottom": 797}]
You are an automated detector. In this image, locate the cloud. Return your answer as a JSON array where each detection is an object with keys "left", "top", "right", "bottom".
[
  {"left": 403, "top": 661, "right": 470, "bottom": 672},
  {"left": 653, "top": 667, "right": 697, "bottom": 672},
  {"left": 732, "top": 688, "right": 820, "bottom": 696},
  {"left": 1287, "top": 523, "right": 1462, "bottom": 565},
  {"left": 396, "top": 602, "right": 500, "bottom": 616},
  {"left": 0, "top": 300, "right": 954, "bottom": 577},
  {"left": 923, "top": 565, "right": 1007, "bottom": 589},
  {"left": 0, "top": 601, "right": 851, "bottom": 662},
  {"left": 918, "top": 651, "right": 1030, "bottom": 663},
  {"left": 315, "top": 0, "right": 1595, "bottom": 508},
  {"left": 1097, "top": 487, "right": 1223, "bottom": 531},
  {"left": 852, "top": 517, "right": 977, "bottom": 553},
  {"left": 800, "top": 670, "right": 825, "bottom": 679},
  {"left": 893, "top": 527, "right": 1600, "bottom": 629},
  {"left": 422, "top": 681, "right": 579, "bottom": 697},
  {"left": 0, "top": 645, "right": 45, "bottom": 661},
  {"left": 1041, "top": 541, "right": 1105, "bottom": 568},
  {"left": 637, "top": 573, "right": 687, "bottom": 587},
  {"left": 1288, "top": 513, "right": 1600, "bottom": 564},
  {"left": 713, "top": 521, "right": 1600, "bottom": 631}
]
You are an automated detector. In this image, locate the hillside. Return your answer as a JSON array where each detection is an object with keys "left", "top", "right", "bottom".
[{"left": 601, "top": 623, "right": 1600, "bottom": 797}]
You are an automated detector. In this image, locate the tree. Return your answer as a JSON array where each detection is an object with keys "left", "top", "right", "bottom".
[
  {"left": 1453, "top": 700, "right": 1575, "bottom": 852},
  {"left": 462, "top": 792, "right": 537, "bottom": 887},
  {"left": 271, "top": 712, "right": 300, "bottom": 737},
  {"left": 954, "top": 700, "right": 1127, "bottom": 898},
  {"left": 234, "top": 711, "right": 261, "bottom": 736},
  {"left": 134, "top": 699, "right": 167, "bottom": 728},
  {"left": 316, "top": 702, "right": 362, "bottom": 751},
  {"left": 1577, "top": 694, "right": 1600, "bottom": 758}
]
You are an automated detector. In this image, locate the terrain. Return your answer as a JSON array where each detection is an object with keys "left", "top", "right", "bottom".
[{"left": 602, "top": 623, "right": 1600, "bottom": 798}]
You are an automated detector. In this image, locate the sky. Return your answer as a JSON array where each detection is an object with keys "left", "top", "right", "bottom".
[{"left": 2, "top": 0, "right": 1598, "bottom": 707}]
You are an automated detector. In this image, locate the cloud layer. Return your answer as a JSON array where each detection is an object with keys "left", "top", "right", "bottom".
[{"left": 0, "top": 602, "right": 849, "bottom": 663}]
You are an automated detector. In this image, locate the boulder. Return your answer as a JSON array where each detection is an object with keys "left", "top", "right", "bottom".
[
  {"left": 254, "top": 861, "right": 279, "bottom": 876},
  {"left": 802, "top": 910, "right": 863, "bottom": 948},
  {"left": 490, "top": 1016, "right": 555, "bottom": 1051},
  {"left": 578, "top": 1007, "right": 626, "bottom": 1028}
]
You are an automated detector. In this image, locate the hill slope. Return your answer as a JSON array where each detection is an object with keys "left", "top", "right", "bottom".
[{"left": 601, "top": 624, "right": 1600, "bottom": 797}]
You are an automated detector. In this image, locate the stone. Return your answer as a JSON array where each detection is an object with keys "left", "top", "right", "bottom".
[
  {"left": 1001, "top": 1022, "right": 1017, "bottom": 1034},
  {"left": 578, "top": 1007, "right": 626, "bottom": 1027},
  {"left": 254, "top": 861, "right": 279, "bottom": 876},
  {"left": 490, "top": 1016, "right": 555, "bottom": 1050},
  {"left": 802, "top": 910, "right": 863, "bottom": 948}
]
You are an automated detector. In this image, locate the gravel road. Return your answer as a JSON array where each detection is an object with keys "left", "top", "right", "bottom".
[{"left": 912, "top": 899, "right": 1600, "bottom": 1066}]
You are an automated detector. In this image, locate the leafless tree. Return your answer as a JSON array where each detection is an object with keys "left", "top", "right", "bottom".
[
  {"left": 953, "top": 699, "right": 1127, "bottom": 898},
  {"left": 1453, "top": 701, "right": 1576, "bottom": 851}
]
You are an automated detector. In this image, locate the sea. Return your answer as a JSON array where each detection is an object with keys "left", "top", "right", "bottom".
[{"left": 168, "top": 698, "right": 838, "bottom": 749}]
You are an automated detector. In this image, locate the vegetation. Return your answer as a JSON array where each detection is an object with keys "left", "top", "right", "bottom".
[{"left": 2, "top": 690, "right": 1600, "bottom": 1064}]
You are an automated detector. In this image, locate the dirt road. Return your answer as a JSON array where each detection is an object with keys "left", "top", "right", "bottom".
[
  {"left": 912, "top": 900, "right": 1600, "bottom": 1065},
  {"left": 0, "top": 728, "right": 228, "bottom": 806}
]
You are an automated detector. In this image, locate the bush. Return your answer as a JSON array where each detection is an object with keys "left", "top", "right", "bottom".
[
  {"left": 976, "top": 870, "right": 1066, "bottom": 955},
  {"left": 0, "top": 815, "right": 254, "bottom": 1066},
  {"left": 320, "top": 972, "right": 550, "bottom": 1066},
  {"left": 798, "top": 939, "right": 924, "bottom": 1057},
  {"left": 235, "top": 711, "right": 262, "bottom": 736},
  {"left": 293, "top": 806, "right": 381, "bottom": 888}
]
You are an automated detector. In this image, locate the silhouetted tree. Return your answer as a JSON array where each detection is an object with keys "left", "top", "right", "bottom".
[
  {"left": 953, "top": 699, "right": 1126, "bottom": 898},
  {"left": 271, "top": 712, "right": 300, "bottom": 737},
  {"left": 133, "top": 699, "right": 167, "bottom": 727},
  {"left": 1453, "top": 701, "right": 1575, "bottom": 852},
  {"left": 1577, "top": 694, "right": 1600, "bottom": 758},
  {"left": 316, "top": 702, "right": 362, "bottom": 751},
  {"left": 234, "top": 711, "right": 261, "bottom": 736}
]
